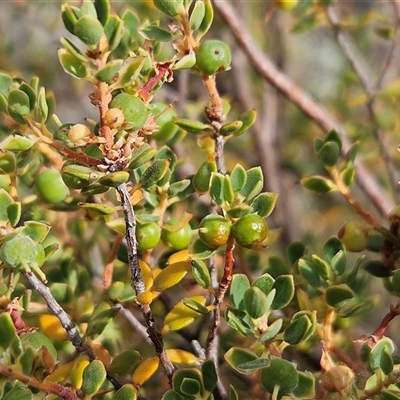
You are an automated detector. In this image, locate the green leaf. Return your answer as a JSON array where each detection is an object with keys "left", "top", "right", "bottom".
[
  {"left": 229, "top": 385, "right": 239, "bottom": 400},
  {"left": 301, "top": 175, "right": 336, "bottom": 193},
  {"left": 380, "top": 390, "right": 400, "bottom": 400},
  {"left": 244, "top": 287, "right": 271, "bottom": 319},
  {"left": 0, "top": 189, "right": 14, "bottom": 222},
  {"left": 172, "top": 117, "right": 210, "bottom": 134},
  {"left": 0, "top": 313, "right": 18, "bottom": 352},
  {"left": 233, "top": 108, "right": 257, "bottom": 137},
  {"left": 58, "top": 48, "right": 89, "bottom": 79},
  {"left": 284, "top": 314, "right": 313, "bottom": 345},
  {"left": 8, "top": 89, "right": 31, "bottom": 116},
  {"left": 323, "top": 237, "right": 346, "bottom": 275},
  {"left": 230, "top": 274, "right": 251, "bottom": 310},
  {"left": 219, "top": 120, "right": 243, "bottom": 137},
  {"left": 197, "top": 0, "right": 213, "bottom": 39},
  {"left": 210, "top": 172, "right": 225, "bottom": 206},
  {"left": 344, "top": 141, "right": 359, "bottom": 166},
  {"left": 189, "top": 0, "right": 205, "bottom": 30},
  {"left": 0, "top": 72, "right": 13, "bottom": 97},
  {"left": 271, "top": 275, "right": 295, "bottom": 309},
  {"left": 325, "top": 284, "right": 354, "bottom": 308},
  {"left": 140, "top": 25, "right": 173, "bottom": 42},
  {"left": 168, "top": 180, "right": 191, "bottom": 198},
  {"left": 122, "top": 9, "right": 140, "bottom": 37},
  {"left": 193, "top": 160, "right": 216, "bottom": 194},
  {"left": 252, "top": 273, "right": 275, "bottom": 296},
  {"left": 80, "top": 0, "right": 98, "bottom": 18},
  {"left": 224, "top": 347, "right": 258, "bottom": 374},
  {"left": 369, "top": 337, "right": 394, "bottom": 371},
  {"left": 104, "top": 14, "right": 124, "bottom": 52},
  {"left": 225, "top": 306, "right": 255, "bottom": 336},
  {"left": 113, "top": 384, "right": 138, "bottom": 400},
  {"left": 7, "top": 202, "right": 21, "bottom": 227},
  {"left": 189, "top": 239, "right": 216, "bottom": 260},
  {"left": 140, "top": 159, "right": 171, "bottom": 188},
  {"left": 74, "top": 15, "right": 104, "bottom": 46},
  {"left": 95, "top": 59, "right": 123, "bottom": 82},
  {"left": 223, "top": 175, "right": 234, "bottom": 203},
  {"left": 258, "top": 318, "right": 283, "bottom": 342},
  {"left": 201, "top": 360, "right": 218, "bottom": 392},
  {"left": 298, "top": 259, "right": 324, "bottom": 289},
  {"left": 0, "top": 135, "right": 35, "bottom": 152},
  {"left": 230, "top": 164, "right": 247, "bottom": 192},
  {"left": 81, "top": 360, "right": 107, "bottom": 395},
  {"left": 0, "top": 152, "right": 16, "bottom": 174},
  {"left": 310, "top": 254, "right": 330, "bottom": 280},
  {"left": 19, "top": 83, "right": 36, "bottom": 111},
  {"left": 172, "top": 369, "right": 204, "bottom": 400},
  {"left": 252, "top": 192, "right": 278, "bottom": 217},
  {"left": 240, "top": 167, "right": 263, "bottom": 201},
  {"left": 129, "top": 144, "right": 157, "bottom": 169},
  {"left": 183, "top": 297, "right": 209, "bottom": 314},
  {"left": 162, "top": 390, "right": 185, "bottom": 400},
  {"left": 363, "top": 259, "right": 392, "bottom": 277},
  {"left": 191, "top": 259, "right": 211, "bottom": 289},
  {"left": 153, "top": 0, "right": 183, "bottom": 17},
  {"left": 84, "top": 307, "right": 120, "bottom": 338},
  {"left": 94, "top": 0, "right": 111, "bottom": 25},
  {"left": 2, "top": 386, "right": 34, "bottom": 400},
  {"left": 380, "top": 346, "right": 394, "bottom": 375},
  {"left": 324, "top": 129, "right": 342, "bottom": 153},
  {"left": 108, "top": 350, "right": 141, "bottom": 374},
  {"left": 340, "top": 166, "right": 356, "bottom": 186},
  {"left": 287, "top": 241, "right": 306, "bottom": 265},
  {"left": 292, "top": 371, "right": 315, "bottom": 399},
  {"left": 37, "top": 86, "right": 49, "bottom": 122},
  {"left": 318, "top": 141, "right": 340, "bottom": 167},
  {"left": 261, "top": 358, "right": 299, "bottom": 396}
]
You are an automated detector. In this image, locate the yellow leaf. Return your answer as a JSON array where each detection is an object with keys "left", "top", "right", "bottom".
[
  {"left": 136, "top": 290, "right": 153, "bottom": 305},
  {"left": 153, "top": 261, "right": 191, "bottom": 291},
  {"left": 45, "top": 361, "right": 74, "bottom": 383},
  {"left": 139, "top": 259, "right": 154, "bottom": 290},
  {"left": 163, "top": 296, "right": 206, "bottom": 334},
  {"left": 39, "top": 314, "right": 68, "bottom": 341},
  {"left": 132, "top": 356, "right": 160, "bottom": 386},
  {"left": 167, "top": 249, "right": 190, "bottom": 265},
  {"left": 71, "top": 354, "right": 90, "bottom": 389},
  {"left": 166, "top": 349, "right": 201, "bottom": 365}
]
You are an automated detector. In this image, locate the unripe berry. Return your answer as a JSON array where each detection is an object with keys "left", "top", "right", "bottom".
[
  {"left": 231, "top": 214, "right": 268, "bottom": 249},
  {"left": 198, "top": 214, "right": 231, "bottom": 249},
  {"left": 104, "top": 108, "right": 125, "bottom": 129},
  {"left": 195, "top": 40, "right": 232, "bottom": 76},
  {"left": 162, "top": 218, "right": 192, "bottom": 251},
  {"left": 136, "top": 222, "right": 161, "bottom": 251},
  {"left": 338, "top": 222, "right": 368, "bottom": 252},
  {"left": 321, "top": 365, "right": 354, "bottom": 394}
]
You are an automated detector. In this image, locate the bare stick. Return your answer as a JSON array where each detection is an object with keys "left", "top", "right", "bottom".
[
  {"left": 212, "top": 1, "right": 395, "bottom": 217},
  {"left": 117, "top": 183, "right": 175, "bottom": 381}
]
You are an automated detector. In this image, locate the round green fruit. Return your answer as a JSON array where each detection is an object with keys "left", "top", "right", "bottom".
[
  {"left": 231, "top": 214, "right": 268, "bottom": 249},
  {"left": 136, "top": 222, "right": 161, "bottom": 251},
  {"left": 161, "top": 219, "right": 192, "bottom": 251},
  {"left": 337, "top": 222, "right": 368, "bottom": 252},
  {"left": 195, "top": 40, "right": 232, "bottom": 76},
  {"left": 109, "top": 93, "right": 150, "bottom": 130},
  {"left": 36, "top": 169, "right": 69, "bottom": 204},
  {"left": 198, "top": 214, "right": 231, "bottom": 249}
]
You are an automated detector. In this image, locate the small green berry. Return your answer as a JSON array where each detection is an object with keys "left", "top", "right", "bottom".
[
  {"left": 231, "top": 214, "right": 268, "bottom": 249},
  {"left": 109, "top": 93, "right": 150, "bottom": 130},
  {"left": 337, "top": 222, "right": 368, "bottom": 252},
  {"left": 162, "top": 218, "right": 192, "bottom": 251},
  {"left": 136, "top": 222, "right": 161, "bottom": 251},
  {"left": 198, "top": 214, "right": 231, "bottom": 249},
  {"left": 195, "top": 40, "right": 232, "bottom": 76}
]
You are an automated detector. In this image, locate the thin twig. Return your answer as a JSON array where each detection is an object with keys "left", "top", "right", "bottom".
[
  {"left": 212, "top": 0, "right": 395, "bottom": 217},
  {"left": 117, "top": 183, "right": 175, "bottom": 381},
  {"left": 118, "top": 305, "right": 152, "bottom": 345},
  {"left": 0, "top": 364, "right": 79, "bottom": 400}
]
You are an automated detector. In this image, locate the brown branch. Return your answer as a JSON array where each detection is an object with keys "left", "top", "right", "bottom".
[
  {"left": 0, "top": 364, "right": 79, "bottom": 400},
  {"left": 212, "top": 0, "right": 395, "bottom": 217},
  {"left": 117, "top": 183, "right": 175, "bottom": 382},
  {"left": 372, "top": 303, "right": 400, "bottom": 338}
]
